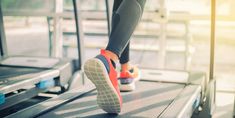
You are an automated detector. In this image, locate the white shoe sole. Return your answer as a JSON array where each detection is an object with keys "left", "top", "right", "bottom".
[
  {"left": 84, "top": 58, "right": 121, "bottom": 113},
  {"left": 120, "top": 82, "right": 136, "bottom": 92}
]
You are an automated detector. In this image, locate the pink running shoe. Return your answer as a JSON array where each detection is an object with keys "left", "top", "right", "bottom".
[
  {"left": 84, "top": 49, "right": 122, "bottom": 113},
  {"left": 119, "top": 66, "right": 140, "bottom": 91}
]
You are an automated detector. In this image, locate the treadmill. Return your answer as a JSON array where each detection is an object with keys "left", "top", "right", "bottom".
[
  {"left": 0, "top": 0, "right": 84, "bottom": 117},
  {"left": 1, "top": 0, "right": 216, "bottom": 118},
  {"left": 9, "top": 1, "right": 208, "bottom": 118},
  {"left": 37, "top": 70, "right": 207, "bottom": 118}
]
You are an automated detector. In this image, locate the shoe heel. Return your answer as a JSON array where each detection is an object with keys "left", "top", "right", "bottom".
[{"left": 84, "top": 59, "right": 121, "bottom": 113}]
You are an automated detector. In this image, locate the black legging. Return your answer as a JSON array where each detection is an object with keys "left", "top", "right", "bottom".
[{"left": 106, "top": 0, "right": 146, "bottom": 64}]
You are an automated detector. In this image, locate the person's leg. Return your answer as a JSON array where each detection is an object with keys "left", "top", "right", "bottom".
[
  {"left": 105, "top": 0, "right": 146, "bottom": 62},
  {"left": 103, "top": 0, "right": 123, "bottom": 62},
  {"left": 112, "top": 0, "right": 130, "bottom": 71},
  {"left": 119, "top": 0, "right": 145, "bottom": 70},
  {"left": 119, "top": 43, "right": 130, "bottom": 71},
  {"left": 118, "top": 0, "right": 146, "bottom": 91},
  {"left": 84, "top": 0, "right": 146, "bottom": 113}
]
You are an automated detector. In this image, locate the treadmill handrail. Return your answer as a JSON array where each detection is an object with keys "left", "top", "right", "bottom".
[
  {"left": 73, "top": 0, "right": 84, "bottom": 70},
  {"left": 209, "top": 0, "right": 216, "bottom": 81},
  {"left": 0, "top": 1, "right": 8, "bottom": 57}
]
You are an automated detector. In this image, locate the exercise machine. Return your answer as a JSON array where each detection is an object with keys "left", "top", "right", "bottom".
[
  {"left": 37, "top": 0, "right": 216, "bottom": 117},
  {"left": 0, "top": 0, "right": 86, "bottom": 117},
  {"left": 1, "top": 0, "right": 217, "bottom": 117},
  {"left": 35, "top": 70, "right": 206, "bottom": 118}
]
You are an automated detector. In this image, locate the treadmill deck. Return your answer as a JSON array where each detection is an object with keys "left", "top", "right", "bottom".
[{"left": 39, "top": 81, "right": 186, "bottom": 118}]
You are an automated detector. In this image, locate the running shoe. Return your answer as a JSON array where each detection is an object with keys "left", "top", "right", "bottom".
[
  {"left": 84, "top": 49, "right": 122, "bottom": 113},
  {"left": 119, "top": 66, "right": 140, "bottom": 91}
]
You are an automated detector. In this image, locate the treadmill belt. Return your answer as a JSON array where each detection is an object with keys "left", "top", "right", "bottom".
[{"left": 39, "top": 81, "right": 185, "bottom": 118}]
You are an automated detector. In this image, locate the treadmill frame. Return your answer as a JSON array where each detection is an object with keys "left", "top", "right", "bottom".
[{"left": 5, "top": 71, "right": 206, "bottom": 118}]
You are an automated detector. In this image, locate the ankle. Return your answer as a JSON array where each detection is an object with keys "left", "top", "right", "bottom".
[
  {"left": 121, "top": 62, "right": 130, "bottom": 72},
  {"left": 104, "top": 50, "right": 118, "bottom": 61}
]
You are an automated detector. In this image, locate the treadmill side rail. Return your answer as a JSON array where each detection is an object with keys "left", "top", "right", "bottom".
[
  {"left": 159, "top": 85, "right": 201, "bottom": 118},
  {"left": 0, "top": 70, "right": 60, "bottom": 94},
  {"left": 188, "top": 72, "right": 207, "bottom": 103},
  {"left": 53, "top": 60, "right": 73, "bottom": 86}
]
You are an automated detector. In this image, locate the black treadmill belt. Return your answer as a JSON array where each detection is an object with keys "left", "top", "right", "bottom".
[{"left": 39, "top": 81, "right": 185, "bottom": 118}]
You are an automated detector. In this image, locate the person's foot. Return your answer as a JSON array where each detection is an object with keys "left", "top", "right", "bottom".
[
  {"left": 119, "top": 66, "right": 140, "bottom": 92},
  {"left": 84, "top": 49, "right": 122, "bottom": 113}
]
